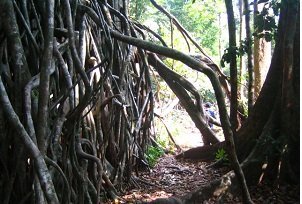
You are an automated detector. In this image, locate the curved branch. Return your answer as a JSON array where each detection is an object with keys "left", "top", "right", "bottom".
[
  {"left": 45, "top": 156, "right": 71, "bottom": 203},
  {"left": 62, "top": 0, "right": 92, "bottom": 120},
  {"left": 83, "top": 7, "right": 250, "bottom": 203},
  {"left": 148, "top": 54, "right": 219, "bottom": 144},
  {"left": 107, "top": 29, "right": 232, "bottom": 138},
  {"left": 149, "top": 0, "right": 219, "bottom": 65},
  {"left": 149, "top": 0, "right": 231, "bottom": 96},
  {"left": 0, "top": 77, "right": 59, "bottom": 204},
  {"left": 81, "top": 4, "right": 230, "bottom": 128},
  {"left": 24, "top": 74, "right": 39, "bottom": 145},
  {"left": 36, "top": 0, "right": 55, "bottom": 153}
]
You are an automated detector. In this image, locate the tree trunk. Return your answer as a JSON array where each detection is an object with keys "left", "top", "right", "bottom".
[
  {"left": 224, "top": 0, "right": 253, "bottom": 202},
  {"left": 243, "top": 0, "right": 254, "bottom": 116},
  {"left": 0, "top": 0, "right": 298, "bottom": 203},
  {"left": 148, "top": 54, "right": 220, "bottom": 145},
  {"left": 179, "top": 3, "right": 299, "bottom": 202},
  {"left": 253, "top": 1, "right": 271, "bottom": 100},
  {"left": 224, "top": 0, "right": 238, "bottom": 131},
  {"left": 278, "top": 1, "right": 299, "bottom": 183},
  {"left": 240, "top": 4, "right": 299, "bottom": 181},
  {"left": 238, "top": 0, "right": 244, "bottom": 98},
  {"left": 0, "top": 0, "right": 154, "bottom": 202},
  {"left": 253, "top": 38, "right": 271, "bottom": 99}
]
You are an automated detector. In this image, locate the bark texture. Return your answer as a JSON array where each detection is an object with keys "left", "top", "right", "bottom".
[
  {"left": 253, "top": 1, "right": 272, "bottom": 100},
  {"left": 178, "top": 1, "right": 299, "bottom": 201}
]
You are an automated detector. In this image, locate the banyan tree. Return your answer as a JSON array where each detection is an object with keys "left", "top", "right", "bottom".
[{"left": 0, "top": 0, "right": 299, "bottom": 203}]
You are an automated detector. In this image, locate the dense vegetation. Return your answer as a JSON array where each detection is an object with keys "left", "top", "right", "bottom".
[{"left": 0, "top": 0, "right": 299, "bottom": 203}]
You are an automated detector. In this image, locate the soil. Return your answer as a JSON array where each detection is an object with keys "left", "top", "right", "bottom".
[
  {"left": 118, "top": 155, "right": 229, "bottom": 203},
  {"left": 104, "top": 153, "right": 299, "bottom": 203},
  {"left": 107, "top": 155, "right": 300, "bottom": 204},
  {"left": 104, "top": 110, "right": 299, "bottom": 203}
]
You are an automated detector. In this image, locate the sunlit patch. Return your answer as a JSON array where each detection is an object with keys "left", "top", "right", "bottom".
[
  {"left": 213, "top": 174, "right": 232, "bottom": 197},
  {"left": 27, "top": 158, "right": 31, "bottom": 165},
  {"left": 258, "top": 163, "right": 267, "bottom": 184},
  {"left": 119, "top": 190, "right": 173, "bottom": 203},
  {"left": 103, "top": 155, "right": 229, "bottom": 203}
]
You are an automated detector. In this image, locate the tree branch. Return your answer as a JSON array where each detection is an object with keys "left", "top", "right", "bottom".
[{"left": 0, "top": 76, "right": 59, "bottom": 204}]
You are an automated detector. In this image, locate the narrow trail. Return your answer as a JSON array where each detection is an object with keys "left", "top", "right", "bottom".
[
  {"left": 160, "top": 109, "right": 224, "bottom": 150},
  {"left": 103, "top": 110, "right": 230, "bottom": 203},
  {"left": 108, "top": 154, "right": 299, "bottom": 204},
  {"left": 104, "top": 110, "right": 299, "bottom": 203},
  {"left": 118, "top": 155, "right": 229, "bottom": 203},
  {"left": 111, "top": 111, "right": 229, "bottom": 203}
]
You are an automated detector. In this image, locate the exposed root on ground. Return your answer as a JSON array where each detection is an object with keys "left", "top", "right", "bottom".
[{"left": 104, "top": 154, "right": 299, "bottom": 203}]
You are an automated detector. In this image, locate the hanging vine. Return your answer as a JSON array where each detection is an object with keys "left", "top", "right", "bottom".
[
  {"left": 0, "top": 0, "right": 154, "bottom": 203},
  {"left": 0, "top": 0, "right": 252, "bottom": 203}
]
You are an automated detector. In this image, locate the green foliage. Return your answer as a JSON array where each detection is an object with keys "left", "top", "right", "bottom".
[
  {"left": 215, "top": 148, "right": 229, "bottom": 163},
  {"left": 131, "top": 0, "right": 226, "bottom": 58},
  {"left": 145, "top": 145, "right": 165, "bottom": 168},
  {"left": 183, "top": 0, "right": 224, "bottom": 57},
  {"left": 238, "top": 39, "right": 251, "bottom": 56},
  {"left": 129, "top": 0, "right": 152, "bottom": 21},
  {"left": 200, "top": 88, "right": 216, "bottom": 104},
  {"left": 220, "top": 46, "right": 237, "bottom": 68},
  {"left": 220, "top": 38, "right": 251, "bottom": 67},
  {"left": 32, "top": 89, "right": 39, "bottom": 99},
  {"left": 253, "top": 0, "right": 281, "bottom": 42}
]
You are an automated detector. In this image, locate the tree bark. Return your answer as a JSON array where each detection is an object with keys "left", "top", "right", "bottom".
[
  {"left": 224, "top": 0, "right": 238, "bottom": 131},
  {"left": 224, "top": 0, "right": 253, "bottom": 202},
  {"left": 0, "top": 77, "right": 59, "bottom": 203},
  {"left": 148, "top": 54, "right": 220, "bottom": 145},
  {"left": 238, "top": 0, "right": 244, "bottom": 97},
  {"left": 278, "top": 0, "right": 299, "bottom": 184},
  {"left": 243, "top": 0, "right": 254, "bottom": 116},
  {"left": 253, "top": 38, "right": 271, "bottom": 99},
  {"left": 179, "top": 0, "right": 299, "bottom": 188},
  {"left": 0, "top": 0, "right": 155, "bottom": 202},
  {"left": 253, "top": 1, "right": 272, "bottom": 100},
  {"left": 36, "top": 0, "right": 54, "bottom": 154}
]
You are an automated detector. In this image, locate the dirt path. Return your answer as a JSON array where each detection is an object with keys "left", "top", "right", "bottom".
[
  {"left": 162, "top": 109, "right": 224, "bottom": 150},
  {"left": 107, "top": 154, "right": 299, "bottom": 203},
  {"left": 104, "top": 110, "right": 299, "bottom": 203},
  {"left": 118, "top": 155, "right": 229, "bottom": 203},
  {"left": 107, "top": 110, "right": 229, "bottom": 203}
]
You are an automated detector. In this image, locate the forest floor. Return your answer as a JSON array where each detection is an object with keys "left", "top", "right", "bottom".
[
  {"left": 105, "top": 110, "right": 299, "bottom": 203},
  {"left": 114, "top": 154, "right": 299, "bottom": 203}
]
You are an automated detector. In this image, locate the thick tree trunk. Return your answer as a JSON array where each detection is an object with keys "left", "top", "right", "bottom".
[
  {"left": 148, "top": 54, "right": 220, "bottom": 145},
  {"left": 179, "top": 4, "right": 299, "bottom": 199},
  {"left": 253, "top": 38, "right": 271, "bottom": 99},
  {"left": 179, "top": 0, "right": 299, "bottom": 188},
  {"left": 253, "top": 1, "right": 271, "bottom": 100},
  {"left": 278, "top": 2, "right": 299, "bottom": 184}
]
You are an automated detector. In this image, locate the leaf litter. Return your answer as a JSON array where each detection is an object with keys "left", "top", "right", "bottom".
[{"left": 105, "top": 154, "right": 299, "bottom": 203}]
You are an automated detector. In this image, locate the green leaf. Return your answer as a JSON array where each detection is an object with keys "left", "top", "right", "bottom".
[
  {"left": 145, "top": 145, "right": 165, "bottom": 168},
  {"left": 215, "top": 148, "right": 228, "bottom": 162}
]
